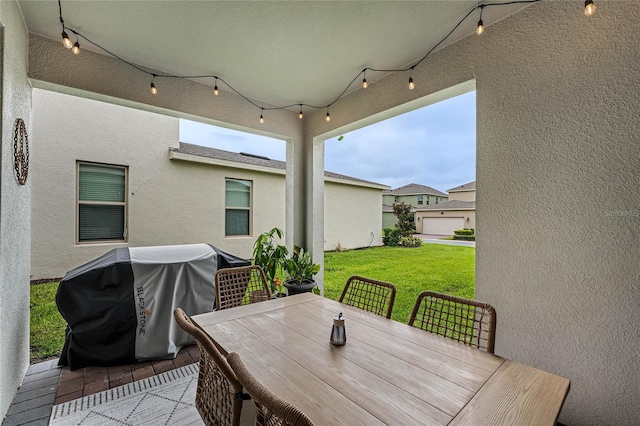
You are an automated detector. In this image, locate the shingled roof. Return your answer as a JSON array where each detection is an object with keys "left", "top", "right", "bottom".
[
  {"left": 172, "top": 143, "right": 387, "bottom": 187},
  {"left": 414, "top": 200, "right": 475, "bottom": 211},
  {"left": 383, "top": 183, "right": 447, "bottom": 197},
  {"left": 448, "top": 181, "right": 476, "bottom": 192}
]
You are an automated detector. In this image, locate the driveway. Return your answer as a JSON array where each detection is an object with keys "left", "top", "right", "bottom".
[{"left": 416, "top": 234, "right": 476, "bottom": 247}]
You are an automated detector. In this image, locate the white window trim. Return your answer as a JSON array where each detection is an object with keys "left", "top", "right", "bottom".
[
  {"left": 76, "top": 161, "right": 129, "bottom": 245},
  {"left": 224, "top": 177, "right": 253, "bottom": 238}
]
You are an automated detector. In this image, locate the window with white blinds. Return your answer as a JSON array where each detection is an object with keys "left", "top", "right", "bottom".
[
  {"left": 77, "top": 162, "right": 127, "bottom": 243},
  {"left": 225, "top": 178, "right": 252, "bottom": 236}
]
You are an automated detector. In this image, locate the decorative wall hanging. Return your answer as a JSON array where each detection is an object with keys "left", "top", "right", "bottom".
[{"left": 13, "top": 118, "right": 29, "bottom": 185}]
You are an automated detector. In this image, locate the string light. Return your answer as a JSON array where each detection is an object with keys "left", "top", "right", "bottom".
[
  {"left": 362, "top": 70, "right": 368, "bottom": 89},
  {"left": 61, "top": 31, "right": 73, "bottom": 49},
  {"left": 584, "top": 0, "right": 596, "bottom": 16},
  {"left": 150, "top": 75, "right": 157, "bottom": 94},
  {"left": 55, "top": 0, "right": 563, "bottom": 124},
  {"left": 59, "top": 1, "right": 73, "bottom": 48},
  {"left": 477, "top": 6, "right": 485, "bottom": 35}
]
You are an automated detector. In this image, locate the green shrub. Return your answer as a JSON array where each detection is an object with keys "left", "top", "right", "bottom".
[
  {"left": 382, "top": 228, "right": 401, "bottom": 246},
  {"left": 392, "top": 202, "right": 416, "bottom": 237},
  {"left": 454, "top": 229, "right": 474, "bottom": 236},
  {"left": 453, "top": 234, "right": 475, "bottom": 241},
  {"left": 399, "top": 236, "right": 422, "bottom": 247}
]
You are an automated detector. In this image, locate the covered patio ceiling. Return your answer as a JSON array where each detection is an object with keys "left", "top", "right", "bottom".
[{"left": 19, "top": 0, "right": 531, "bottom": 111}]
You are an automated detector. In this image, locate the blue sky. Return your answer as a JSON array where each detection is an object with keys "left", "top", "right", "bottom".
[{"left": 180, "top": 91, "right": 475, "bottom": 193}]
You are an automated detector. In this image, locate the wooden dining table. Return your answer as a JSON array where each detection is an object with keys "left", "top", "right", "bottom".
[{"left": 192, "top": 293, "right": 570, "bottom": 425}]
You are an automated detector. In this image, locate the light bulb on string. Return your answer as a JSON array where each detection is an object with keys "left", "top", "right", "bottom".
[
  {"left": 150, "top": 82, "right": 157, "bottom": 95},
  {"left": 62, "top": 31, "right": 73, "bottom": 49},
  {"left": 584, "top": 0, "right": 596, "bottom": 16},
  {"left": 259, "top": 110, "right": 265, "bottom": 124},
  {"left": 213, "top": 77, "right": 219, "bottom": 96},
  {"left": 362, "top": 78, "right": 368, "bottom": 89},
  {"left": 299, "top": 105, "right": 304, "bottom": 120},
  {"left": 476, "top": 5, "right": 485, "bottom": 36},
  {"left": 71, "top": 41, "right": 80, "bottom": 54},
  {"left": 326, "top": 111, "right": 331, "bottom": 122},
  {"left": 408, "top": 77, "right": 415, "bottom": 90}
]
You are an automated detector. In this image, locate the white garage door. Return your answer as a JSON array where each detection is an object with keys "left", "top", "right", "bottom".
[{"left": 422, "top": 217, "right": 465, "bottom": 235}]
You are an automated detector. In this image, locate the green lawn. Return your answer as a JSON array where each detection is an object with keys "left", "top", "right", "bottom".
[
  {"left": 30, "top": 281, "right": 66, "bottom": 363},
  {"left": 324, "top": 244, "right": 475, "bottom": 323},
  {"left": 29, "top": 244, "right": 474, "bottom": 362}
]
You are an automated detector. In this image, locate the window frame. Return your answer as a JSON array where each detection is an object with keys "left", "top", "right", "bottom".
[
  {"left": 417, "top": 195, "right": 424, "bottom": 205},
  {"left": 224, "top": 177, "right": 253, "bottom": 237},
  {"left": 76, "top": 161, "right": 128, "bottom": 245}
]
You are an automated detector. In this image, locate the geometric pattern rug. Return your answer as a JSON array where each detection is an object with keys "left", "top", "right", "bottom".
[{"left": 49, "top": 364, "right": 204, "bottom": 426}]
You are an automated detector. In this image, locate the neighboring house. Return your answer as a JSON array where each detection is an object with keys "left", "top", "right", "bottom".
[
  {"left": 382, "top": 183, "right": 448, "bottom": 229},
  {"left": 415, "top": 181, "right": 476, "bottom": 235},
  {"left": 30, "top": 90, "right": 388, "bottom": 280}
]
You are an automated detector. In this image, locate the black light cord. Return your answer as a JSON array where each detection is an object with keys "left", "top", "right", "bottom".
[{"left": 57, "top": 0, "right": 544, "bottom": 116}]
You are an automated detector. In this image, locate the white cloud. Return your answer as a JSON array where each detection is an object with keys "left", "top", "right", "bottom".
[
  {"left": 179, "top": 91, "right": 475, "bottom": 193},
  {"left": 179, "top": 120, "right": 286, "bottom": 161}
]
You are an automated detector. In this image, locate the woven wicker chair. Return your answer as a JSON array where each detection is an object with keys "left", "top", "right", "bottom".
[
  {"left": 174, "top": 308, "right": 247, "bottom": 426},
  {"left": 338, "top": 276, "right": 396, "bottom": 318},
  {"left": 227, "top": 352, "right": 314, "bottom": 426},
  {"left": 216, "top": 265, "right": 272, "bottom": 311},
  {"left": 408, "top": 291, "right": 497, "bottom": 353}
]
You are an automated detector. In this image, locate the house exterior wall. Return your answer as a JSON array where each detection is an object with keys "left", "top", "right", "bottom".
[
  {"left": 31, "top": 89, "right": 382, "bottom": 279},
  {"left": 474, "top": 6, "right": 640, "bottom": 423},
  {"left": 382, "top": 212, "right": 396, "bottom": 230},
  {"left": 0, "top": 1, "right": 32, "bottom": 418},
  {"left": 304, "top": 2, "right": 640, "bottom": 424},
  {"left": 415, "top": 210, "right": 475, "bottom": 231},
  {"left": 448, "top": 190, "right": 475, "bottom": 202},
  {"left": 395, "top": 194, "right": 447, "bottom": 206},
  {"left": 324, "top": 181, "right": 383, "bottom": 251},
  {"left": 382, "top": 194, "right": 395, "bottom": 204}
]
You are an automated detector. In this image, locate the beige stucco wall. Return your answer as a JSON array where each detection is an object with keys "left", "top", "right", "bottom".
[
  {"left": 324, "top": 181, "right": 383, "bottom": 251},
  {"left": 31, "top": 89, "right": 287, "bottom": 279},
  {"left": 0, "top": 1, "right": 32, "bottom": 418},
  {"left": 448, "top": 190, "right": 475, "bottom": 202},
  {"left": 416, "top": 210, "right": 475, "bottom": 231},
  {"left": 31, "top": 89, "right": 383, "bottom": 279},
  {"left": 303, "top": 2, "right": 640, "bottom": 424}
]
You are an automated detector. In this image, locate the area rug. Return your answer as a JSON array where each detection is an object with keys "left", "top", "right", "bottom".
[{"left": 49, "top": 364, "right": 203, "bottom": 426}]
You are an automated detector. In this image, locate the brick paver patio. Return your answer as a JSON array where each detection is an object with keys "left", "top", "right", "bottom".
[{"left": 54, "top": 344, "right": 200, "bottom": 404}]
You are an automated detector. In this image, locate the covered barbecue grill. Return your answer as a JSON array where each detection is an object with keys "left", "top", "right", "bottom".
[{"left": 57, "top": 243, "right": 249, "bottom": 370}]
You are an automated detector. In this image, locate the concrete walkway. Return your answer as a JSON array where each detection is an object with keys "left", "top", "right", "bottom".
[{"left": 416, "top": 234, "right": 476, "bottom": 247}]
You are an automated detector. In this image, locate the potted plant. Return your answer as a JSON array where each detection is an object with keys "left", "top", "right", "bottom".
[
  {"left": 252, "top": 227, "right": 288, "bottom": 294},
  {"left": 283, "top": 246, "right": 320, "bottom": 296}
]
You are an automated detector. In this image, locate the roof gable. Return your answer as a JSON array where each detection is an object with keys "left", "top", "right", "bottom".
[{"left": 383, "top": 183, "right": 447, "bottom": 197}]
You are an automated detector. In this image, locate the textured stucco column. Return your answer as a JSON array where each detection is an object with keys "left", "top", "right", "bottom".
[
  {"left": 0, "top": 1, "right": 33, "bottom": 418},
  {"left": 303, "top": 3, "right": 639, "bottom": 424}
]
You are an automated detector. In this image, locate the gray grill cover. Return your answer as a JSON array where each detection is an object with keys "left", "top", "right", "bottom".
[{"left": 57, "top": 244, "right": 249, "bottom": 369}]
